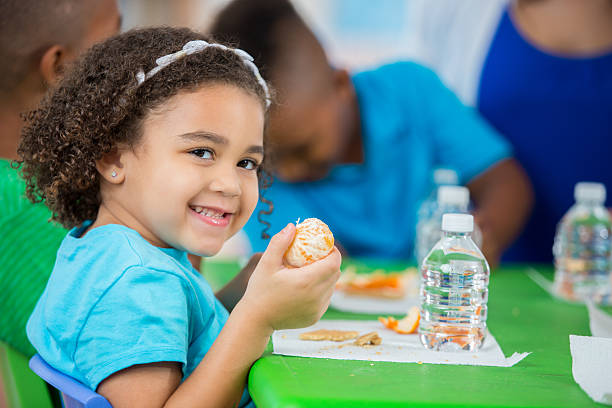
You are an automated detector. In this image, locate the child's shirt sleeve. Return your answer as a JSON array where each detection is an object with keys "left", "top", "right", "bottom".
[{"left": 73, "top": 265, "right": 190, "bottom": 390}]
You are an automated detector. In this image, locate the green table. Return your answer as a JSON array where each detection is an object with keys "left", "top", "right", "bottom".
[{"left": 244, "top": 263, "right": 611, "bottom": 407}]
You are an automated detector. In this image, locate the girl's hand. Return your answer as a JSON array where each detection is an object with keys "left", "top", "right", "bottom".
[{"left": 240, "top": 223, "right": 342, "bottom": 333}]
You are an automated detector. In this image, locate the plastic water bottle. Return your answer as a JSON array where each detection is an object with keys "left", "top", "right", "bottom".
[
  {"left": 416, "top": 186, "right": 482, "bottom": 265},
  {"left": 553, "top": 182, "right": 611, "bottom": 304},
  {"left": 419, "top": 213, "right": 489, "bottom": 352},
  {"left": 417, "top": 168, "right": 459, "bottom": 222}
]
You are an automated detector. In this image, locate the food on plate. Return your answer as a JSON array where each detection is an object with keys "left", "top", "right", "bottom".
[
  {"left": 379, "top": 306, "right": 420, "bottom": 334},
  {"left": 284, "top": 218, "right": 334, "bottom": 268},
  {"left": 336, "top": 266, "right": 417, "bottom": 298},
  {"left": 353, "top": 332, "right": 382, "bottom": 346},
  {"left": 299, "top": 329, "right": 359, "bottom": 342}
]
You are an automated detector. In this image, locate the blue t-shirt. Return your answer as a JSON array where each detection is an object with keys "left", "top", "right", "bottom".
[
  {"left": 27, "top": 223, "right": 250, "bottom": 406},
  {"left": 246, "top": 62, "right": 511, "bottom": 258},
  {"left": 478, "top": 8, "right": 612, "bottom": 262}
]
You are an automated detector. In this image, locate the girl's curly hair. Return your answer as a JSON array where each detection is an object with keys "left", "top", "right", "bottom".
[{"left": 18, "top": 26, "right": 273, "bottom": 229}]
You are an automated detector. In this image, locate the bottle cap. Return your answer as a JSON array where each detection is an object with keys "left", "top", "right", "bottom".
[
  {"left": 574, "top": 182, "right": 606, "bottom": 203},
  {"left": 442, "top": 213, "right": 474, "bottom": 233},
  {"left": 433, "top": 168, "right": 458, "bottom": 186},
  {"left": 438, "top": 186, "right": 469, "bottom": 206}
]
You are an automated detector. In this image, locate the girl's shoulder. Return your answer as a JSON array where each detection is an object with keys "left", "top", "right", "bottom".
[
  {"left": 56, "top": 223, "right": 194, "bottom": 284},
  {"left": 27, "top": 226, "right": 211, "bottom": 390},
  {"left": 33, "top": 224, "right": 200, "bottom": 342}
]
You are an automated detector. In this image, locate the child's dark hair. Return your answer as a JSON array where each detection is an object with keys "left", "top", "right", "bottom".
[
  {"left": 209, "top": 0, "right": 304, "bottom": 80},
  {"left": 18, "top": 26, "right": 272, "bottom": 229}
]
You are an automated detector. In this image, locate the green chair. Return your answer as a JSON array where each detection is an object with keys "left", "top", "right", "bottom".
[{"left": 0, "top": 341, "right": 54, "bottom": 408}]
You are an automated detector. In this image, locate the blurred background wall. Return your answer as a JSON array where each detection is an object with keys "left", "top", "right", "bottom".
[{"left": 118, "top": 0, "right": 415, "bottom": 70}]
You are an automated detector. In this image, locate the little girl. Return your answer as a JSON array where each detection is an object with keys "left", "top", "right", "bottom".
[{"left": 19, "top": 27, "right": 341, "bottom": 408}]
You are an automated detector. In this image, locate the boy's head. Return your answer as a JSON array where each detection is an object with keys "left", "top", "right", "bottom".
[
  {"left": 18, "top": 27, "right": 270, "bottom": 247},
  {"left": 0, "top": 0, "right": 121, "bottom": 98},
  {"left": 0, "top": 0, "right": 120, "bottom": 160},
  {"left": 210, "top": 0, "right": 357, "bottom": 182}
]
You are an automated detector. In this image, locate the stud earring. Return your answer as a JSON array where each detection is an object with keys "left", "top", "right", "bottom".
[{"left": 111, "top": 170, "right": 117, "bottom": 178}]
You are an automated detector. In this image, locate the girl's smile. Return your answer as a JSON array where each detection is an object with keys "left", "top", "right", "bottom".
[{"left": 189, "top": 205, "right": 233, "bottom": 227}]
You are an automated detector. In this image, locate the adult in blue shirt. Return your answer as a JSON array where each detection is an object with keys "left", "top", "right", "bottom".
[
  {"left": 407, "top": 0, "right": 612, "bottom": 263},
  {"left": 210, "top": 0, "right": 533, "bottom": 265}
]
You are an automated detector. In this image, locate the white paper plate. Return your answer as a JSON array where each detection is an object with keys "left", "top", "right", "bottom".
[{"left": 330, "top": 290, "right": 419, "bottom": 315}]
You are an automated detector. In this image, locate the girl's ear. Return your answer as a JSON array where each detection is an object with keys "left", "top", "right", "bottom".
[{"left": 96, "top": 148, "right": 126, "bottom": 184}]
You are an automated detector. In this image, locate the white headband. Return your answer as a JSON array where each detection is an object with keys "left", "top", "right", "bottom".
[{"left": 135, "top": 40, "right": 271, "bottom": 108}]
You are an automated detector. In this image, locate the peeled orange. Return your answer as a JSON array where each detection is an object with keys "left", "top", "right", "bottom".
[{"left": 284, "top": 218, "right": 334, "bottom": 268}]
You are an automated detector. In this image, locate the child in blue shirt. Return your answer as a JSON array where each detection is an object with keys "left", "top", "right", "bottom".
[
  {"left": 19, "top": 27, "right": 341, "bottom": 408},
  {"left": 210, "top": 0, "right": 534, "bottom": 265}
]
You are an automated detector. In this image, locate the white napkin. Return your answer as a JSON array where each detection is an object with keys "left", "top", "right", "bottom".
[
  {"left": 570, "top": 335, "right": 612, "bottom": 405},
  {"left": 273, "top": 319, "right": 529, "bottom": 367},
  {"left": 523, "top": 268, "right": 612, "bottom": 404},
  {"left": 568, "top": 304, "right": 612, "bottom": 405}
]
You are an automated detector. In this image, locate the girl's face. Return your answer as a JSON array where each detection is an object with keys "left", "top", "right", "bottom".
[{"left": 110, "top": 84, "right": 264, "bottom": 256}]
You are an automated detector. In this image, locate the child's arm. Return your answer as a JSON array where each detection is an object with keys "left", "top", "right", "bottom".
[
  {"left": 214, "top": 252, "right": 262, "bottom": 311},
  {"left": 97, "top": 224, "right": 341, "bottom": 408},
  {"left": 468, "top": 158, "right": 534, "bottom": 266},
  {"left": 96, "top": 302, "right": 271, "bottom": 408}
]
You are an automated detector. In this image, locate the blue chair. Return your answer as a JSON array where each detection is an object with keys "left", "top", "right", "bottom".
[{"left": 29, "top": 354, "right": 112, "bottom": 408}]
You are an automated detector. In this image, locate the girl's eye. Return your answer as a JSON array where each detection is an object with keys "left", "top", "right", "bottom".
[
  {"left": 238, "top": 159, "right": 259, "bottom": 170},
  {"left": 190, "top": 148, "right": 214, "bottom": 160}
]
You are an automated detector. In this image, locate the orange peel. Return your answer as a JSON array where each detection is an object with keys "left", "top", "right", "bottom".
[
  {"left": 378, "top": 306, "right": 420, "bottom": 334},
  {"left": 378, "top": 316, "right": 398, "bottom": 330}
]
